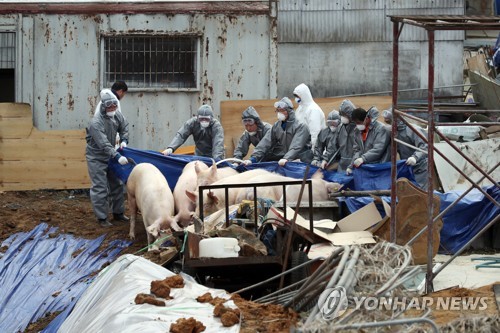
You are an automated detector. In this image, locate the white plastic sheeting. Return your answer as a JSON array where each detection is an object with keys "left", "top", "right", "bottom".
[{"left": 58, "top": 254, "right": 240, "bottom": 333}]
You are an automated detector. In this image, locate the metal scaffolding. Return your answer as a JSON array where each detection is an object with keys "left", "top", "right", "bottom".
[{"left": 388, "top": 15, "right": 500, "bottom": 293}]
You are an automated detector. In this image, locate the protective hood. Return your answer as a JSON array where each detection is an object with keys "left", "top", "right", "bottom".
[
  {"left": 293, "top": 83, "right": 314, "bottom": 105},
  {"left": 197, "top": 104, "right": 214, "bottom": 118},
  {"left": 242, "top": 106, "right": 261, "bottom": 125},
  {"left": 367, "top": 106, "right": 380, "bottom": 129},
  {"left": 274, "top": 97, "right": 294, "bottom": 113},
  {"left": 382, "top": 108, "right": 393, "bottom": 122},
  {"left": 339, "top": 99, "right": 356, "bottom": 118},
  {"left": 327, "top": 110, "right": 341, "bottom": 121},
  {"left": 99, "top": 88, "right": 119, "bottom": 115}
]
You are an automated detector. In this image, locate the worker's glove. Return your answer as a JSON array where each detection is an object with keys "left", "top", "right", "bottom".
[
  {"left": 231, "top": 162, "right": 239, "bottom": 167},
  {"left": 119, "top": 141, "right": 127, "bottom": 150},
  {"left": 406, "top": 156, "right": 417, "bottom": 166},
  {"left": 118, "top": 156, "right": 129, "bottom": 165},
  {"left": 346, "top": 167, "right": 353, "bottom": 176},
  {"left": 278, "top": 159, "right": 288, "bottom": 166},
  {"left": 320, "top": 160, "right": 328, "bottom": 169},
  {"left": 162, "top": 148, "right": 173, "bottom": 156},
  {"left": 353, "top": 158, "right": 364, "bottom": 168},
  {"left": 243, "top": 160, "right": 252, "bottom": 166},
  {"left": 311, "top": 160, "right": 320, "bottom": 167}
]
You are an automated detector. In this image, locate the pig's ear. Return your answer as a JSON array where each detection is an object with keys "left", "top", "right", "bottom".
[
  {"left": 207, "top": 190, "right": 219, "bottom": 205},
  {"left": 194, "top": 161, "right": 202, "bottom": 175},
  {"left": 209, "top": 161, "right": 217, "bottom": 177},
  {"left": 185, "top": 189, "right": 198, "bottom": 202},
  {"left": 311, "top": 168, "right": 324, "bottom": 180}
]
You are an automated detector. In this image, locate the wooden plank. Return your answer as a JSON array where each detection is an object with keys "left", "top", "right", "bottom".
[
  {"left": 30, "top": 128, "right": 86, "bottom": 139},
  {"left": 0, "top": 103, "right": 32, "bottom": 118},
  {"left": 0, "top": 160, "right": 89, "bottom": 183},
  {"left": 220, "top": 96, "right": 391, "bottom": 157},
  {"left": 0, "top": 179, "right": 90, "bottom": 191},
  {"left": 0, "top": 138, "right": 86, "bottom": 160},
  {"left": 0, "top": 117, "right": 34, "bottom": 139}
]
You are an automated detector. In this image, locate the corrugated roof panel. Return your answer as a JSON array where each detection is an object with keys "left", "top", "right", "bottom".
[
  {"left": 278, "top": 11, "right": 302, "bottom": 42},
  {"left": 388, "top": 0, "right": 463, "bottom": 9},
  {"left": 385, "top": 7, "right": 464, "bottom": 41},
  {"left": 342, "top": 9, "right": 386, "bottom": 42}
]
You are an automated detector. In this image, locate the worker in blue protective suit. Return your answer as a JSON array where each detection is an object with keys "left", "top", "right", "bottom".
[
  {"left": 383, "top": 108, "right": 429, "bottom": 189},
  {"left": 85, "top": 89, "right": 130, "bottom": 227},
  {"left": 324, "top": 99, "right": 357, "bottom": 172},
  {"left": 233, "top": 106, "right": 272, "bottom": 160},
  {"left": 311, "top": 109, "right": 341, "bottom": 170},
  {"left": 243, "top": 97, "right": 312, "bottom": 166},
  {"left": 347, "top": 106, "right": 391, "bottom": 175},
  {"left": 163, "top": 105, "right": 225, "bottom": 160},
  {"left": 293, "top": 83, "right": 326, "bottom": 150}
]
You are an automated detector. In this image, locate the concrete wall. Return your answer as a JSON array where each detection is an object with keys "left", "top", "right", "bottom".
[{"left": 2, "top": 10, "right": 275, "bottom": 151}]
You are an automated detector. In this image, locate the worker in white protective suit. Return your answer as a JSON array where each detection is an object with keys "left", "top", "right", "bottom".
[{"left": 292, "top": 83, "right": 325, "bottom": 150}]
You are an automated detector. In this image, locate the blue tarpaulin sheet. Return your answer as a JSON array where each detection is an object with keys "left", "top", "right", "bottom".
[
  {"left": 344, "top": 186, "right": 500, "bottom": 255},
  {"left": 110, "top": 147, "right": 415, "bottom": 191},
  {"left": 0, "top": 223, "right": 131, "bottom": 333}
]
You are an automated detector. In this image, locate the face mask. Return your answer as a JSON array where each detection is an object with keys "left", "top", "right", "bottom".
[
  {"left": 200, "top": 121, "right": 210, "bottom": 128},
  {"left": 356, "top": 124, "right": 366, "bottom": 131},
  {"left": 247, "top": 131, "right": 257, "bottom": 136},
  {"left": 106, "top": 111, "right": 116, "bottom": 117},
  {"left": 341, "top": 116, "right": 350, "bottom": 124},
  {"left": 329, "top": 126, "right": 337, "bottom": 132},
  {"left": 295, "top": 97, "right": 301, "bottom": 104},
  {"left": 277, "top": 112, "right": 286, "bottom": 121}
]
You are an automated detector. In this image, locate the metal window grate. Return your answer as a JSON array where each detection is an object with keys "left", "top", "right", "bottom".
[
  {"left": 0, "top": 32, "right": 15, "bottom": 69},
  {"left": 104, "top": 35, "right": 198, "bottom": 89}
]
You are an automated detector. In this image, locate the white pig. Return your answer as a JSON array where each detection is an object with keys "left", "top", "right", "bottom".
[
  {"left": 235, "top": 172, "right": 296, "bottom": 202},
  {"left": 173, "top": 160, "right": 209, "bottom": 227},
  {"left": 282, "top": 169, "right": 342, "bottom": 202},
  {"left": 196, "top": 159, "right": 238, "bottom": 187},
  {"left": 186, "top": 168, "right": 272, "bottom": 216},
  {"left": 127, "top": 163, "right": 181, "bottom": 250}
]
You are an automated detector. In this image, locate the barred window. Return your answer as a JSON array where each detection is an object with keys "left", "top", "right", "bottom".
[{"left": 104, "top": 35, "right": 199, "bottom": 90}]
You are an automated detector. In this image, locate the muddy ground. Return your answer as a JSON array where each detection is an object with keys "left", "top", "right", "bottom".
[
  {"left": 1, "top": 190, "right": 498, "bottom": 332},
  {"left": 0, "top": 189, "right": 298, "bottom": 333}
]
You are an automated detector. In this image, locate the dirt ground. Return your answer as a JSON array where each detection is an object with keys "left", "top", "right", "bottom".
[
  {"left": 1, "top": 190, "right": 498, "bottom": 332},
  {"left": 0, "top": 189, "right": 298, "bottom": 333}
]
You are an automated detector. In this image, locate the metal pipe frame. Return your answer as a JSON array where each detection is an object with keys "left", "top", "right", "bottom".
[
  {"left": 397, "top": 115, "right": 499, "bottom": 204},
  {"left": 406, "top": 162, "right": 499, "bottom": 247},
  {"left": 391, "top": 15, "right": 500, "bottom": 294}
]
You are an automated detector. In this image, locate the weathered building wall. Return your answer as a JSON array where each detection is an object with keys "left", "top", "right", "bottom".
[
  {"left": 277, "top": 0, "right": 465, "bottom": 101},
  {"left": 2, "top": 6, "right": 275, "bottom": 151}
]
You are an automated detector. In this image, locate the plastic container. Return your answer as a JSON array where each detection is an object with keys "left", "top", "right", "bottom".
[{"left": 199, "top": 237, "right": 241, "bottom": 258}]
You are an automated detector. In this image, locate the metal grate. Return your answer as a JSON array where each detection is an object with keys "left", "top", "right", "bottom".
[
  {"left": 104, "top": 35, "right": 198, "bottom": 89},
  {"left": 0, "top": 32, "right": 15, "bottom": 69}
]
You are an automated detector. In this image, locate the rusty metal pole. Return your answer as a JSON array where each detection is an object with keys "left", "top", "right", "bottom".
[
  {"left": 426, "top": 29, "right": 436, "bottom": 294},
  {"left": 390, "top": 20, "right": 400, "bottom": 243}
]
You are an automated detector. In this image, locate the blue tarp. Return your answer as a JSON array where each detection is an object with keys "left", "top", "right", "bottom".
[
  {"left": 344, "top": 186, "right": 500, "bottom": 255},
  {"left": 0, "top": 223, "right": 131, "bottom": 333},
  {"left": 111, "top": 147, "right": 416, "bottom": 191}
]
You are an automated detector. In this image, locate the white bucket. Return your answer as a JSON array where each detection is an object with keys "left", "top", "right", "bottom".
[{"left": 199, "top": 237, "right": 241, "bottom": 258}]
